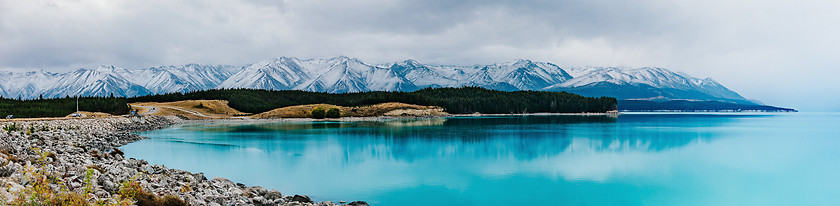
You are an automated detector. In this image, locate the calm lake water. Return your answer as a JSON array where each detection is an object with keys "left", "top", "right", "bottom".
[{"left": 123, "top": 113, "right": 840, "bottom": 205}]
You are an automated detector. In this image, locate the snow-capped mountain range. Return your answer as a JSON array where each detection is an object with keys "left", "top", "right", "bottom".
[{"left": 0, "top": 56, "right": 754, "bottom": 104}]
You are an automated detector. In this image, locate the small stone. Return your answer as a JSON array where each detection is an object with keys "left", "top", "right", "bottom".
[
  {"left": 0, "top": 189, "right": 14, "bottom": 201},
  {"left": 229, "top": 187, "right": 244, "bottom": 196},
  {"left": 0, "top": 163, "right": 16, "bottom": 177},
  {"left": 95, "top": 190, "right": 109, "bottom": 198},
  {"left": 103, "top": 180, "right": 118, "bottom": 193},
  {"left": 7, "top": 181, "right": 24, "bottom": 194},
  {"left": 251, "top": 196, "right": 272, "bottom": 206},
  {"left": 211, "top": 177, "right": 235, "bottom": 188},
  {"left": 140, "top": 164, "right": 153, "bottom": 174}
]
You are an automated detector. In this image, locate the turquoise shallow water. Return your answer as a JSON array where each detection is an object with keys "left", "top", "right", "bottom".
[{"left": 123, "top": 113, "right": 840, "bottom": 205}]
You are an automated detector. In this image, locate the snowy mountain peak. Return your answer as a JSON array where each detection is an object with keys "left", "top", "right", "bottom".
[
  {"left": 87, "top": 65, "right": 128, "bottom": 73},
  {"left": 509, "top": 59, "right": 533, "bottom": 65},
  {"left": 546, "top": 66, "right": 750, "bottom": 104},
  {"left": 323, "top": 56, "right": 362, "bottom": 64},
  {"left": 401, "top": 59, "right": 422, "bottom": 66}
]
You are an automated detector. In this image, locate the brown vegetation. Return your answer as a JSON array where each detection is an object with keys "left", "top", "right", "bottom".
[
  {"left": 252, "top": 102, "right": 448, "bottom": 119},
  {"left": 133, "top": 100, "right": 446, "bottom": 119},
  {"left": 1, "top": 149, "right": 188, "bottom": 206},
  {"left": 131, "top": 100, "right": 250, "bottom": 119},
  {"left": 119, "top": 179, "right": 187, "bottom": 206}
]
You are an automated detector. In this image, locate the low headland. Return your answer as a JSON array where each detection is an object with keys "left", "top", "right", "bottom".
[
  {"left": 130, "top": 100, "right": 451, "bottom": 120},
  {"left": 0, "top": 87, "right": 617, "bottom": 205}
]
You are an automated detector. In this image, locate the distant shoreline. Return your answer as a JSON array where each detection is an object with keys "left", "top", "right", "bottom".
[
  {"left": 183, "top": 111, "right": 622, "bottom": 122},
  {"left": 4, "top": 109, "right": 806, "bottom": 123},
  {"left": 618, "top": 110, "right": 797, "bottom": 112}
]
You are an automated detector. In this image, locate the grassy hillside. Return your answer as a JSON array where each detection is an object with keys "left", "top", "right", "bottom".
[
  {"left": 131, "top": 100, "right": 251, "bottom": 119},
  {"left": 252, "top": 102, "right": 447, "bottom": 118}
]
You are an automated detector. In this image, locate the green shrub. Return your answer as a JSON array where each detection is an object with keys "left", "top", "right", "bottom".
[
  {"left": 3, "top": 123, "right": 20, "bottom": 132},
  {"left": 326, "top": 108, "right": 340, "bottom": 118},
  {"left": 311, "top": 107, "right": 326, "bottom": 119}
]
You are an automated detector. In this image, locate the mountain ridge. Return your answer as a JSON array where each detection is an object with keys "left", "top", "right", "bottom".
[{"left": 0, "top": 56, "right": 763, "bottom": 107}]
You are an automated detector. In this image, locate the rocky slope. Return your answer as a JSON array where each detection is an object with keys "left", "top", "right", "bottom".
[{"left": 0, "top": 116, "right": 366, "bottom": 205}]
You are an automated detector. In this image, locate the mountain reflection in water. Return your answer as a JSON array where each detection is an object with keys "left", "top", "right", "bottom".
[
  {"left": 124, "top": 114, "right": 794, "bottom": 205},
  {"left": 172, "top": 115, "right": 723, "bottom": 158}
]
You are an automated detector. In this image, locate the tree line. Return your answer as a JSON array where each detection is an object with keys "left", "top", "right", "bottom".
[
  {"left": 0, "top": 95, "right": 131, "bottom": 118},
  {"left": 618, "top": 100, "right": 796, "bottom": 112},
  {"left": 129, "top": 87, "right": 617, "bottom": 114},
  {"left": 0, "top": 87, "right": 616, "bottom": 118}
]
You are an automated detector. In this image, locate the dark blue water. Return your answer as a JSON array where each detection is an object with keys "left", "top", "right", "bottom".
[{"left": 122, "top": 113, "right": 840, "bottom": 205}]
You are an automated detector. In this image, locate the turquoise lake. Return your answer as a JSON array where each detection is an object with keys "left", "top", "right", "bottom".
[{"left": 122, "top": 113, "right": 840, "bottom": 205}]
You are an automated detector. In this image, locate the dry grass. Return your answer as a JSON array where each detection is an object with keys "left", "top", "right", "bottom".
[
  {"left": 130, "top": 100, "right": 250, "bottom": 120},
  {"left": 133, "top": 106, "right": 150, "bottom": 114},
  {"left": 131, "top": 100, "right": 446, "bottom": 119},
  {"left": 252, "top": 102, "right": 447, "bottom": 119},
  {"left": 252, "top": 104, "right": 338, "bottom": 119},
  {"left": 119, "top": 178, "right": 188, "bottom": 206},
  {"left": 166, "top": 100, "right": 249, "bottom": 116},
  {"left": 131, "top": 105, "right": 201, "bottom": 119}
]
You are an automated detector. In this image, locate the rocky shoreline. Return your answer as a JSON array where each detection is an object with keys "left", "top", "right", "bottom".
[{"left": 0, "top": 116, "right": 367, "bottom": 206}]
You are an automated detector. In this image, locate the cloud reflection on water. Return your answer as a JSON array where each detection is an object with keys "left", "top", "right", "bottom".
[{"left": 128, "top": 114, "right": 763, "bottom": 203}]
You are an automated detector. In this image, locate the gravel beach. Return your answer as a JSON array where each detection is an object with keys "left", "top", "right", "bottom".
[{"left": 0, "top": 116, "right": 368, "bottom": 206}]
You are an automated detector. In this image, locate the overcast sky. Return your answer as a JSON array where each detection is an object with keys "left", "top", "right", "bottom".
[{"left": 1, "top": 0, "right": 838, "bottom": 111}]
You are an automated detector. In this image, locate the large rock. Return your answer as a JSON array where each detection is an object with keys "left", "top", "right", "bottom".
[
  {"left": 244, "top": 186, "right": 268, "bottom": 197},
  {"left": 0, "top": 161, "right": 17, "bottom": 177},
  {"left": 210, "top": 177, "right": 235, "bottom": 189},
  {"left": 348, "top": 201, "right": 369, "bottom": 206},
  {"left": 265, "top": 189, "right": 283, "bottom": 200},
  {"left": 291, "top": 194, "right": 313, "bottom": 203}
]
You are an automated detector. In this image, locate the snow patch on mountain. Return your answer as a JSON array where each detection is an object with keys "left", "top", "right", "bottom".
[
  {"left": 131, "top": 64, "right": 236, "bottom": 94},
  {"left": 0, "top": 56, "right": 756, "bottom": 105},
  {"left": 40, "top": 65, "right": 150, "bottom": 98},
  {"left": 219, "top": 56, "right": 417, "bottom": 93},
  {"left": 547, "top": 66, "right": 750, "bottom": 104}
]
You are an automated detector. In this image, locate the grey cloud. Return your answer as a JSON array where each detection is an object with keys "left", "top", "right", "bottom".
[{"left": 0, "top": 0, "right": 838, "bottom": 111}]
